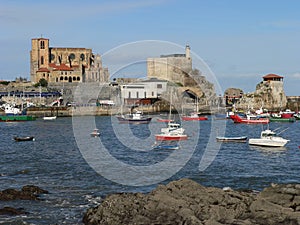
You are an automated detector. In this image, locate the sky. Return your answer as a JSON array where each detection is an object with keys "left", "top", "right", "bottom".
[{"left": 0, "top": 0, "right": 300, "bottom": 96}]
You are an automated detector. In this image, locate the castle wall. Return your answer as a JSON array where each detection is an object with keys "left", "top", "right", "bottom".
[{"left": 147, "top": 56, "right": 192, "bottom": 84}]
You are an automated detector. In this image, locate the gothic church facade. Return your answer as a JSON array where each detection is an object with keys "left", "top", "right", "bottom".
[{"left": 30, "top": 37, "right": 109, "bottom": 84}]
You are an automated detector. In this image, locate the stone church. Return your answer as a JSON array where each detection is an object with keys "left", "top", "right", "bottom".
[{"left": 30, "top": 37, "right": 109, "bottom": 84}]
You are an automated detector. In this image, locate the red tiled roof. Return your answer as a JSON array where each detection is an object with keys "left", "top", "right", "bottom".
[
  {"left": 263, "top": 73, "right": 283, "bottom": 78},
  {"left": 37, "top": 68, "right": 50, "bottom": 72},
  {"left": 49, "top": 63, "right": 73, "bottom": 71}
]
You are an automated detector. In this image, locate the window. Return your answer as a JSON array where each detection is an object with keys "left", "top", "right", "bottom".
[
  {"left": 152, "top": 92, "right": 154, "bottom": 96},
  {"left": 128, "top": 92, "right": 131, "bottom": 99},
  {"left": 157, "top": 84, "right": 162, "bottom": 88},
  {"left": 41, "top": 56, "right": 44, "bottom": 65},
  {"left": 60, "top": 76, "right": 63, "bottom": 80},
  {"left": 73, "top": 76, "right": 76, "bottom": 81},
  {"left": 136, "top": 92, "right": 139, "bottom": 98},
  {"left": 144, "top": 92, "right": 147, "bottom": 98},
  {"left": 65, "top": 72, "right": 67, "bottom": 75},
  {"left": 40, "top": 41, "right": 45, "bottom": 49},
  {"left": 64, "top": 76, "right": 68, "bottom": 80},
  {"left": 77, "top": 77, "right": 80, "bottom": 81}
]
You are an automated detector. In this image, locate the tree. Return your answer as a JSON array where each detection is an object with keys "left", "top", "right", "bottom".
[{"left": 34, "top": 78, "right": 48, "bottom": 87}]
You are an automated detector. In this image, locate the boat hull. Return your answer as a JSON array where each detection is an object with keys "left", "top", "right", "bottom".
[
  {"left": 182, "top": 116, "right": 208, "bottom": 121},
  {"left": 0, "top": 115, "right": 36, "bottom": 122},
  {"left": 216, "top": 136, "right": 247, "bottom": 142},
  {"left": 155, "top": 134, "right": 188, "bottom": 141},
  {"left": 116, "top": 116, "right": 152, "bottom": 124},
  {"left": 43, "top": 116, "right": 57, "bottom": 121},
  {"left": 14, "top": 136, "right": 35, "bottom": 142},
  {"left": 269, "top": 117, "right": 295, "bottom": 122},
  {"left": 230, "top": 115, "right": 269, "bottom": 124},
  {"left": 248, "top": 138, "right": 289, "bottom": 147}
]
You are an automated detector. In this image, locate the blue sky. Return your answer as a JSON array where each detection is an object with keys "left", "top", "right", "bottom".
[{"left": 1, "top": 0, "right": 300, "bottom": 95}]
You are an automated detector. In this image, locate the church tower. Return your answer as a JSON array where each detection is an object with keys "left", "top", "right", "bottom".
[{"left": 30, "top": 38, "right": 50, "bottom": 82}]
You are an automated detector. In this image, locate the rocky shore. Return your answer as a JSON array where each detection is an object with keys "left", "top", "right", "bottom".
[{"left": 83, "top": 178, "right": 300, "bottom": 225}]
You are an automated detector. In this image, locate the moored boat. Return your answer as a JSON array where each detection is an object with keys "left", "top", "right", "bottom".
[
  {"left": 14, "top": 136, "right": 35, "bottom": 142},
  {"left": 155, "top": 122, "right": 188, "bottom": 141},
  {"left": 43, "top": 116, "right": 57, "bottom": 121},
  {"left": 248, "top": 129, "right": 289, "bottom": 147},
  {"left": 216, "top": 136, "right": 248, "bottom": 142},
  {"left": 230, "top": 114, "right": 269, "bottom": 124},
  {"left": 182, "top": 112, "right": 208, "bottom": 121},
  {"left": 269, "top": 117, "right": 295, "bottom": 122},
  {"left": 116, "top": 111, "right": 152, "bottom": 124},
  {"left": 0, "top": 103, "right": 36, "bottom": 122},
  {"left": 90, "top": 129, "right": 100, "bottom": 137}
]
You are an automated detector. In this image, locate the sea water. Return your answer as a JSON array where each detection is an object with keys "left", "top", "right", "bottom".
[{"left": 0, "top": 116, "right": 299, "bottom": 224}]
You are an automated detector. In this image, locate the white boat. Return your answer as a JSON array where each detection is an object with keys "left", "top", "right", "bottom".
[
  {"left": 155, "top": 93, "right": 187, "bottom": 141},
  {"left": 43, "top": 116, "right": 57, "bottom": 121},
  {"left": 90, "top": 129, "right": 100, "bottom": 137},
  {"left": 248, "top": 129, "right": 289, "bottom": 147},
  {"left": 216, "top": 136, "right": 248, "bottom": 142},
  {"left": 155, "top": 122, "right": 188, "bottom": 141}
]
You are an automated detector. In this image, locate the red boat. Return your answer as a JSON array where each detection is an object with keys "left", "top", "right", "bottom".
[
  {"left": 155, "top": 133, "right": 188, "bottom": 141},
  {"left": 182, "top": 112, "right": 208, "bottom": 121},
  {"left": 230, "top": 114, "right": 269, "bottom": 124}
]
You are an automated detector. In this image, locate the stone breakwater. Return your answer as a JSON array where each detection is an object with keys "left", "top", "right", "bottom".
[{"left": 83, "top": 178, "right": 300, "bottom": 225}]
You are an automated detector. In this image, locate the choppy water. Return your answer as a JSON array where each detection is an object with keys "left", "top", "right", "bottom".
[{"left": 0, "top": 116, "right": 300, "bottom": 224}]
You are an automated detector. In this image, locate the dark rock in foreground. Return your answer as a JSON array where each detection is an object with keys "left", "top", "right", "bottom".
[
  {"left": 0, "top": 185, "right": 48, "bottom": 201},
  {"left": 0, "top": 207, "right": 28, "bottom": 216},
  {"left": 83, "top": 178, "right": 300, "bottom": 225}
]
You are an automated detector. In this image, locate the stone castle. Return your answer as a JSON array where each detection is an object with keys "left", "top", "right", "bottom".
[
  {"left": 147, "top": 45, "right": 217, "bottom": 103},
  {"left": 30, "top": 37, "right": 109, "bottom": 84},
  {"left": 147, "top": 45, "right": 192, "bottom": 85}
]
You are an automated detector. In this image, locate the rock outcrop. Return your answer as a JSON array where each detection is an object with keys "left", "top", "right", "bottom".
[
  {"left": 236, "top": 80, "right": 287, "bottom": 111},
  {"left": 0, "top": 185, "right": 48, "bottom": 201},
  {"left": 83, "top": 179, "right": 300, "bottom": 225}
]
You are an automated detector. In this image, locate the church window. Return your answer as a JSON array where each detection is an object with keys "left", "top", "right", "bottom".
[
  {"left": 40, "top": 41, "right": 45, "bottom": 49},
  {"left": 41, "top": 56, "right": 44, "bottom": 65}
]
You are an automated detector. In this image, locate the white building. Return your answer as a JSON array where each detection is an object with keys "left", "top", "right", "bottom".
[{"left": 120, "top": 78, "right": 167, "bottom": 105}]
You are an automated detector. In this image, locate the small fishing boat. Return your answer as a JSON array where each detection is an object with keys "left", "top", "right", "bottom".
[
  {"left": 216, "top": 136, "right": 248, "bottom": 142},
  {"left": 90, "top": 129, "right": 100, "bottom": 137},
  {"left": 181, "top": 112, "right": 208, "bottom": 121},
  {"left": 155, "top": 122, "right": 188, "bottom": 141},
  {"left": 14, "top": 136, "right": 35, "bottom": 142},
  {"left": 116, "top": 111, "right": 152, "bottom": 124},
  {"left": 230, "top": 114, "right": 269, "bottom": 124}
]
